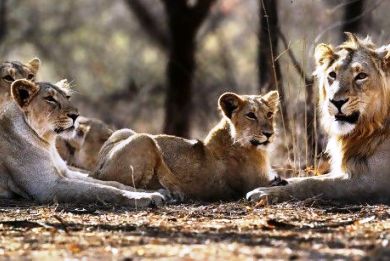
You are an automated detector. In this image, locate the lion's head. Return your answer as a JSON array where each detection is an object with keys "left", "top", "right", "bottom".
[
  {"left": 56, "top": 116, "right": 113, "bottom": 170},
  {"left": 0, "top": 58, "right": 40, "bottom": 106},
  {"left": 314, "top": 33, "right": 390, "bottom": 137},
  {"left": 11, "top": 79, "right": 79, "bottom": 143},
  {"left": 218, "top": 90, "right": 279, "bottom": 149}
]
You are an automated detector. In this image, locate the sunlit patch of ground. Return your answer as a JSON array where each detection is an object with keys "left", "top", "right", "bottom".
[{"left": 0, "top": 199, "right": 389, "bottom": 260}]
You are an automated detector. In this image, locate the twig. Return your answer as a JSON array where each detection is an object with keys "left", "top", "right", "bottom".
[
  {"left": 277, "top": 28, "right": 313, "bottom": 85},
  {"left": 53, "top": 215, "right": 71, "bottom": 235},
  {"left": 314, "top": 0, "right": 384, "bottom": 44}
]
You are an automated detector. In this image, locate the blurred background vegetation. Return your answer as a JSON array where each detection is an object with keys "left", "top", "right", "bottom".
[{"left": 1, "top": 0, "right": 388, "bottom": 170}]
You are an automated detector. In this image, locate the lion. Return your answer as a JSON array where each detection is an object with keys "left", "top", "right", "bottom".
[
  {"left": 0, "top": 79, "right": 163, "bottom": 207},
  {"left": 56, "top": 116, "right": 113, "bottom": 171},
  {"left": 0, "top": 58, "right": 40, "bottom": 107},
  {"left": 91, "top": 91, "right": 280, "bottom": 201},
  {"left": 247, "top": 33, "right": 390, "bottom": 204}
]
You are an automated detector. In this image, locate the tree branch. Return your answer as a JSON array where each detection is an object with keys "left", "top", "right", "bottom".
[
  {"left": 277, "top": 28, "right": 313, "bottom": 85},
  {"left": 125, "top": 0, "right": 169, "bottom": 51}
]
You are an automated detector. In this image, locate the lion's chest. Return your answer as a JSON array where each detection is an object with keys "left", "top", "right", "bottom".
[
  {"left": 49, "top": 146, "right": 68, "bottom": 177},
  {"left": 221, "top": 152, "right": 271, "bottom": 195}
]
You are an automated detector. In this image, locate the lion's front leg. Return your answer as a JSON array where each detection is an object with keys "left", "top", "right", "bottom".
[
  {"left": 49, "top": 178, "right": 164, "bottom": 208},
  {"left": 66, "top": 170, "right": 139, "bottom": 192},
  {"left": 247, "top": 176, "right": 367, "bottom": 204}
]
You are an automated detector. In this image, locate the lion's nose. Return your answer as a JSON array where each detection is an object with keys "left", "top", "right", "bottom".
[
  {"left": 330, "top": 98, "right": 349, "bottom": 111},
  {"left": 67, "top": 112, "right": 79, "bottom": 123},
  {"left": 262, "top": 131, "right": 273, "bottom": 139}
]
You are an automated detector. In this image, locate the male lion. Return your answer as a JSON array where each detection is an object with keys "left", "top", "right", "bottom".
[
  {"left": 0, "top": 58, "right": 40, "bottom": 107},
  {"left": 0, "top": 79, "right": 163, "bottom": 207},
  {"left": 247, "top": 33, "right": 390, "bottom": 204},
  {"left": 56, "top": 116, "right": 113, "bottom": 171},
  {"left": 91, "top": 91, "right": 280, "bottom": 201}
]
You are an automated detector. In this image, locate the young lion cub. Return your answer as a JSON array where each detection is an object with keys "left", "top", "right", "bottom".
[
  {"left": 56, "top": 116, "right": 113, "bottom": 171},
  {"left": 92, "top": 91, "right": 280, "bottom": 201}
]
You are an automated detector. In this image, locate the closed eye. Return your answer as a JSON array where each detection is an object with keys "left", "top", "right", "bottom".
[
  {"left": 245, "top": 112, "right": 257, "bottom": 120},
  {"left": 44, "top": 96, "right": 58, "bottom": 104}
]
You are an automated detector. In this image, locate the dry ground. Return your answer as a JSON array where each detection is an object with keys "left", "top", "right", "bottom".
[{"left": 0, "top": 199, "right": 389, "bottom": 260}]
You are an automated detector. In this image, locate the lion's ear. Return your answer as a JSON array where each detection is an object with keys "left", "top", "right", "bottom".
[
  {"left": 314, "top": 43, "right": 335, "bottom": 66},
  {"left": 376, "top": 44, "right": 390, "bottom": 71},
  {"left": 262, "top": 90, "right": 279, "bottom": 111},
  {"left": 218, "top": 92, "right": 243, "bottom": 119},
  {"left": 11, "top": 79, "right": 39, "bottom": 108},
  {"left": 26, "top": 58, "right": 40, "bottom": 74}
]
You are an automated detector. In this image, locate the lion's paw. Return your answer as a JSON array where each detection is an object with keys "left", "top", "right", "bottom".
[
  {"left": 124, "top": 191, "right": 165, "bottom": 208},
  {"left": 246, "top": 186, "right": 289, "bottom": 204}
]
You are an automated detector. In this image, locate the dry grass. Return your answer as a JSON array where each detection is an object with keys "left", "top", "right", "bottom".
[{"left": 1, "top": 199, "right": 389, "bottom": 260}]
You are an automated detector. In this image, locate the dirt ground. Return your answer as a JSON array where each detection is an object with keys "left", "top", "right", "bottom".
[{"left": 0, "top": 199, "right": 389, "bottom": 260}]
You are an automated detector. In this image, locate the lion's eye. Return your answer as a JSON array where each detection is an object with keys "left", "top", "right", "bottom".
[
  {"left": 44, "top": 96, "right": 57, "bottom": 104},
  {"left": 2, "top": 75, "right": 14, "bottom": 82},
  {"left": 27, "top": 74, "right": 34, "bottom": 80},
  {"left": 266, "top": 112, "right": 274, "bottom": 119},
  {"left": 355, "top": 72, "right": 368, "bottom": 81},
  {"left": 328, "top": 71, "right": 337, "bottom": 79},
  {"left": 245, "top": 112, "right": 257, "bottom": 120}
]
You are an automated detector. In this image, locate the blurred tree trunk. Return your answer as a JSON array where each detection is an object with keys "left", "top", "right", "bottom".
[
  {"left": 258, "top": 0, "right": 281, "bottom": 93},
  {"left": 278, "top": 30, "right": 322, "bottom": 167},
  {"left": 258, "top": 0, "right": 291, "bottom": 154},
  {"left": 162, "top": 0, "right": 216, "bottom": 137},
  {"left": 340, "top": 0, "right": 365, "bottom": 39},
  {"left": 0, "top": 0, "right": 7, "bottom": 44}
]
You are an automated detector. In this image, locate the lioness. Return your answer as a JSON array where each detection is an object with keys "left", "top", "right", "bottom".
[
  {"left": 0, "top": 58, "right": 40, "bottom": 107},
  {"left": 247, "top": 33, "right": 390, "bottom": 204},
  {"left": 91, "top": 91, "right": 280, "bottom": 201},
  {"left": 0, "top": 79, "right": 163, "bottom": 207},
  {"left": 56, "top": 116, "right": 113, "bottom": 171}
]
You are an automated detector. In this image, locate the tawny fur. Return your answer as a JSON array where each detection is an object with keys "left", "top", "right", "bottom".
[
  {"left": 0, "top": 58, "right": 40, "bottom": 108},
  {"left": 0, "top": 79, "right": 163, "bottom": 207},
  {"left": 91, "top": 91, "right": 280, "bottom": 201},
  {"left": 247, "top": 33, "right": 390, "bottom": 204},
  {"left": 56, "top": 116, "right": 113, "bottom": 171}
]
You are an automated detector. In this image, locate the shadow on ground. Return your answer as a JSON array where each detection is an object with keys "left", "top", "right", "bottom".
[{"left": 0, "top": 199, "right": 389, "bottom": 260}]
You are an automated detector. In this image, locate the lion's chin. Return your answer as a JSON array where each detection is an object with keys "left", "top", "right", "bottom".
[
  {"left": 248, "top": 139, "right": 270, "bottom": 151},
  {"left": 54, "top": 126, "right": 75, "bottom": 137},
  {"left": 329, "top": 121, "right": 356, "bottom": 136}
]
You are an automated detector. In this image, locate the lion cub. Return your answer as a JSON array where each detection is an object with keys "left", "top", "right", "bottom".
[
  {"left": 56, "top": 116, "right": 113, "bottom": 171},
  {"left": 92, "top": 91, "right": 279, "bottom": 201}
]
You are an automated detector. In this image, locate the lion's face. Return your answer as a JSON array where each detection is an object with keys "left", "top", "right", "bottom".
[
  {"left": 11, "top": 79, "right": 79, "bottom": 143},
  {"left": 219, "top": 91, "right": 279, "bottom": 150},
  {"left": 0, "top": 58, "right": 40, "bottom": 106},
  {"left": 64, "top": 116, "right": 113, "bottom": 169},
  {"left": 315, "top": 33, "right": 390, "bottom": 136}
]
